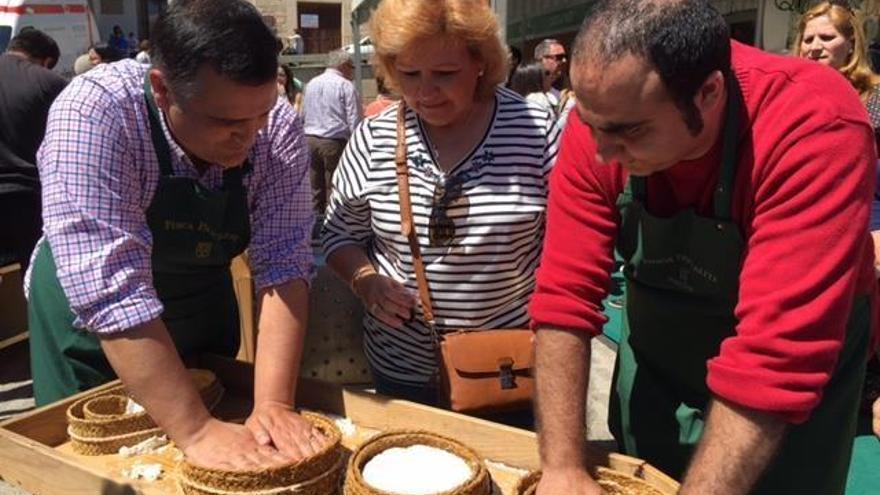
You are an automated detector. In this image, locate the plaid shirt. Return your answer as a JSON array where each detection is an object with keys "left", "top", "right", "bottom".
[{"left": 26, "top": 60, "right": 313, "bottom": 335}]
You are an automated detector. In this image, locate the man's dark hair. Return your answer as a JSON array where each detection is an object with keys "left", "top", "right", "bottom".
[
  {"left": 7, "top": 29, "right": 60, "bottom": 68},
  {"left": 92, "top": 43, "right": 126, "bottom": 63},
  {"left": 151, "top": 0, "right": 278, "bottom": 99},
  {"left": 572, "top": 0, "right": 730, "bottom": 134}
]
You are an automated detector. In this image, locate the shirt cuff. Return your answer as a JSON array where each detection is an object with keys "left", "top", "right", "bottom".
[
  {"left": 528, "top": 293, "right": 605, "bottom": 336},
  {"left": 253, "top": 259, "right": 315, "bottom": 292},
  {"left": 74, "top": 290, "right": 164, "bottom": 335},
  {"left": 706, "top": 357, "right": 819, "bottom": 424}
]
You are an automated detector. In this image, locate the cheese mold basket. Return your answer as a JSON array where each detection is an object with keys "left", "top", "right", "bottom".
[
  {"left": 66, "top": 368, "right": 224, "bottom": 455},
  {"left": 178, "top": 411, "right": 344, "bottom": 495}
]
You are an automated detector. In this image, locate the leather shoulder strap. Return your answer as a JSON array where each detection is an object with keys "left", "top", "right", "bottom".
[{"left": 394, "top": 103, "right": 436, "bottom": 326}]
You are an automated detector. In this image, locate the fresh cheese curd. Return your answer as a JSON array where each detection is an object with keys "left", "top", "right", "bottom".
[
  {"left": 362, "top": 445, "right": 473, "bottom": 494},
  {"left": 125, "top": 398, "right": 145, "bottom": 414}
]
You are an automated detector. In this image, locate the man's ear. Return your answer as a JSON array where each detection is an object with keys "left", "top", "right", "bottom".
[
  {"left": 148, "top": 69, "right": 173, "bottom": 111},
  {"left": 694, "top": 70, "right": 725, "bottom": 114}
]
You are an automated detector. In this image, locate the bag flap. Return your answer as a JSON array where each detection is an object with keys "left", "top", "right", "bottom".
[{"left": 441, "top": 329, "right": 535, "bottom": 374}]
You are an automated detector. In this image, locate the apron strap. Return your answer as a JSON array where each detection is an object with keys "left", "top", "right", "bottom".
[
  {"left": 222, "top": 164, "right": 248, "bottom": 189},
  {"left": 713, "top": 75, "right": 743, "bottom": 221},
  {"left": 142, "top": 74, "right": 175, "bottom": 177}
]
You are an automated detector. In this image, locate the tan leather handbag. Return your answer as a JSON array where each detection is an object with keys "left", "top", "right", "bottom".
[{"left": 393, "top": 103, "right": 535, "bottom": 415}]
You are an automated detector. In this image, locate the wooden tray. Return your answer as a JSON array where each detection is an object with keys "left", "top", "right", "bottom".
[{"left": 0, "top": 355, "right": 679, "bottom": 494}]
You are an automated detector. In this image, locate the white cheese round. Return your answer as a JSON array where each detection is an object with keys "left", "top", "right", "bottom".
[{"left": 362, "top": 444, "right": 473, "bottom": 494}]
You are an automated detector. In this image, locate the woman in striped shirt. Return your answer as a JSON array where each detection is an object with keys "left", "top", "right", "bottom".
[{"left": 321, "top": 0, "right": 560, "bottom": 406}]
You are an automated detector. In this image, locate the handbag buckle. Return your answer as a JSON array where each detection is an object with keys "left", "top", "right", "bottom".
[{"left": 498, "top": 357, "right": 516, "bottom": 390}]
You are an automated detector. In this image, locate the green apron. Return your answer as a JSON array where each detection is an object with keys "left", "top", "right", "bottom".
[
  {"left": 28, "top": 76, "right": 249, "bottom": 406},
  {"left": 609, "top": 78, "right": 870, "bottom": 494}
]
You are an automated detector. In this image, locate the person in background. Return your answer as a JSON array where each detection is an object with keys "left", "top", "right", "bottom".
[
  {"left": 75, "top": 43, "right": 126, "bottom": 76},
  {"left": 509, "top": 62, "right": 554, "bottom": 114},
  {"left": 288, "top": 29, "right": 304, "bottom": 55},
  {"left": 506, "top": 45, "right": 523, "bottom": 85},
  {"left": 533, "top": 38, "right": 567, "bottom": 111},
  {"left": 869, "top": 39, "right": 880, "bottom": 73},
  {"left": 108, "top": 25, "right": 128, "bottom": 54},
  {"left": 793, "top": 1, "right": 880, "bottom": 488},
  {"left": 0, "top": 29, "right": 66, "bottom": 270},
  {"left": 363, "top": 75, "right": 396, "bottom": 118},
  {"left": 277, "top": 64, "right": 304, "bottom": 114},
  {"left": 302, "top": 49, "right": 361, "bottom": 223},
  {"left": 136, "top": 40, "right": 151, "bottom": 65},
  {"left": 73, "top": 51, "right": 93, "bottom": 76},
  {"left": 27, "top": 0, "right": 320, "bottom": 471},
  {"left": 529, "top": 0, "right": 877, "bottom": 493},
  {"left": 322, "top": 0, "right": 558, "bottom": 425},
  {"left": 794, "top": 1, "right": 880, "bottom": 223},
  {"left": 127, "top": 32, "right": 139, "bottom": 57}
]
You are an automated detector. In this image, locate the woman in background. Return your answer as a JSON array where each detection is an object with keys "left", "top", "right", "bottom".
[
  {"left": 508, "top": 63, "right": 552, "bottom": 112},
  {"left": 364, "top": 76, "right": 397, "bottom": 118},
  {"left": 277, "top": 64, "right": 304, "bottom": 114}
]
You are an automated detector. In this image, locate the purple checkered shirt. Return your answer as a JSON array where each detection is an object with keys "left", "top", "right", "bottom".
[{"left": 25, "top": 60, "right": 314, "bottom": 335}]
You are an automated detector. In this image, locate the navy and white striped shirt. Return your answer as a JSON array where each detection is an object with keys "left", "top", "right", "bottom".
[{"left": 322, "top": 88, "right": 560, "bottom": 385}]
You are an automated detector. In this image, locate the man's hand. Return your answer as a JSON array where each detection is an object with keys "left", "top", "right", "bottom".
[
  {"left": 873, "top": 397, "right": 879, "bottom": 437},
  {"left": 245, "top": 401, "right": 328, "bottom": 461},
  {"left": 537, "top": 468, "right": 606, "bottom": 495},
  {"left": 182, "top": 418, "right": 288, "bottom": 470}
]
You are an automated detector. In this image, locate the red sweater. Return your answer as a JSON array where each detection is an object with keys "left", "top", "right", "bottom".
[{"left": 529, "top": 42, "right": 878, "bottom": 424}]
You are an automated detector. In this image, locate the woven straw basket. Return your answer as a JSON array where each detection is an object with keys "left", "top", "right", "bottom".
[
  {"left": 514, "top": 468, "right": 666, "bottom": 495},
  {"left": 66, "top": 369, "right": 224, "bottom": 455},
  {"left": 344, "top": 430, "right": 492, "bottom": 495},
  {"left": 178, "top": 411, "right": 344, "bottom": 495}
]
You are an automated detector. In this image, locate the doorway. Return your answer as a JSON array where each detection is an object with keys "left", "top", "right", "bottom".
[{"left": 298, "top": 2, "right": 342, "bottom": 54}]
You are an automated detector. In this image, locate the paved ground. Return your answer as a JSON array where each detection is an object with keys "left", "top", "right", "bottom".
[{"left": 0, "top": 336, "right": 618, "bottom": 494}]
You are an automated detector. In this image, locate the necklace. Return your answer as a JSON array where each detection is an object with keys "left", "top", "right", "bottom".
[{"left": 423, "top": 101, "right": 488, "bottom": 172}]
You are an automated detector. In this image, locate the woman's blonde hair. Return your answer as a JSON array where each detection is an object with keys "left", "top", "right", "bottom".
[
  {"left": 793, "top": 1, "right": 880, "bottom": 99},
  {"left": 368, "top": 0, "right": 509, "bottom": 100}
]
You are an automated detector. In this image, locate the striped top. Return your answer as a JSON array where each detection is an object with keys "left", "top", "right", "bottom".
[{"left": 321, "top": 88, "right": 560, "bottom": 385}]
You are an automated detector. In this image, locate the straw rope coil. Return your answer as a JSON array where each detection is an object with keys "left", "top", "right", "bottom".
[
  {"left": 344, "top": 430, "right": 492, "bottom": 495},
  {"left": 514, "top": 468, "right": 666, "bottom": 495},
  {"left": 66, "top": 369, "right": 224, "bottom": 455},
  {"left": 178, "top": 411, "right": 344, "bottom": 495}
]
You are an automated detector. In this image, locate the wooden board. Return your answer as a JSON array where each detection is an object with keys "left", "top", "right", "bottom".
[
  {"left": 0, "top": 355, "right": 680, "bottom": 495},
  {"left": 231, "top": 255, "right": 257, "bottom": 363}
]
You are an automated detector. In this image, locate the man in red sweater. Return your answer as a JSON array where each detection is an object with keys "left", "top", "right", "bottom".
[{"left": 528, "top": 1, "right": 879, "bottom": 494}]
